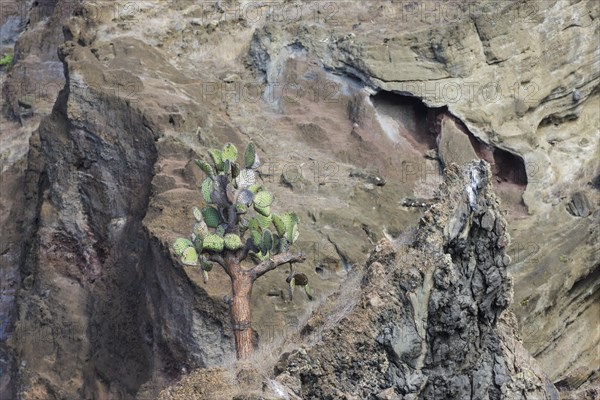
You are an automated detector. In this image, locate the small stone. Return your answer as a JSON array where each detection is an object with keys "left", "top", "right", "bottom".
[
  {"left": 377, "top": 387, "right": 400, "bottom": 399},
  {"left": 425, "top": 149, "right": 438, "bottom": 159},
  {"left": 566, "top": 191, "right": 591, "bottom": 217},
  {"left": 480, "top": 210, "right": 495, "bottom": 231}
]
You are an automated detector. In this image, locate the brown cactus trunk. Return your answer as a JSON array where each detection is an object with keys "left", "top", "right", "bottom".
[{"left": 231, "top": 271, "right": 254, "bottom": 359}]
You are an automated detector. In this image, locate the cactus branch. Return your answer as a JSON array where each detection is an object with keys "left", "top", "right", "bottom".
[
  {"left": 251, "top": 252, "right": 306, "bottom": 280},
  {"left": 207, "top": 253, "right": 231, "bottom": 277}
]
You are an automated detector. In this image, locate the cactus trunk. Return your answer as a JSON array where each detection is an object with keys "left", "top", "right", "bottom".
[{"left": 231, "top": 271, "right": 254, "bottom": 359}]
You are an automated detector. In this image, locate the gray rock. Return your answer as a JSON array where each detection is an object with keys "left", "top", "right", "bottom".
[{"left": 566, "top": 191, "right": 592, "bottom": 217}]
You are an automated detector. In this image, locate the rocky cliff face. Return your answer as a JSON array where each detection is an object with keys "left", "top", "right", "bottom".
[{"left": 1, "top": 0, "right": 598, "bottom": 399}]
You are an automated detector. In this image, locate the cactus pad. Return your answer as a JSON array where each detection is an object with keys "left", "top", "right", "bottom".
[
  {"left": 192, "top": 206, "right": 203, "bottom": 222},
  {"left": 224, "top": 233, "right": 243, "bottom": 250},
  {"left": 202, "top": 207, "right": 220, "bottom": 228},
  {"left": 237, "top": 189, "right": 254, "bottom": 206},
  {"left": 261, "top": 230, "right": 273, "bottom": 256},
  {"left": 254, "top": 191, "right": 274, "bottom": 208},
  {"left": 203, "top": 234, "right": 224, "bottom": 252},
  {"left": 304, "top": 284, "right": 314, "bottom": 300},
  {"left": 244, "top": 142, "right": 256, "bottom": 169},
  {"left": 201, "top": 178, "right": 213, "bottom": 203},
  {"left": 237, "top": 169, "right": 256, "bottom": 187},
  {"left": 248, "top": 184, "right": 262, "bottom": 194},
  {"left": 282, "top": 212, "right": 299, "bottom": 243},
  {"left": 181, "top": 246, "right": 199, "bottom": 265},
  {"left": 288, "top": 224, "right": 299, "bottom": 244},
  {"left": 254, "top": 204, "right": 271, "bottom": 217},
  {"left": 193, "top": 221, "right": 209, "bottom": 239},
  {"left": 271, "top": 233, "right": 281, "bottom": 254},
  {"left": 222, "top": 143, "right": 238, "bottom": 163},
  {"left": 194, "top": 159, "right": 214, "bottom": 177},
  {"left": 256, "top": 213, "right": 272, "bottom": 229},
  {"left": 194, "top": 236, "right": 203, "bottom": 252},
  {"left": 248, "top": 218, "right": 260, "bottom": 232},
  {"left": 231, "top": 162, "right": 240, "bottom": 178},
  {"left": 209, "top": 149, "right": 224, "bottom": 171},
  {"left": 173, "top": 238, "right": 193, "bottom": 255},
  {"left": 272, "top": 214, "right": 286, "bottom": 236},
  {"left": 250, "top": 229, "right": 262, "bottom": 247}
]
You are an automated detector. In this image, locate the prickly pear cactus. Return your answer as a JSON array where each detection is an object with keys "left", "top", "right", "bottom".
[{"left": 172, "top": 142, "right": 301, "bottom": 282}]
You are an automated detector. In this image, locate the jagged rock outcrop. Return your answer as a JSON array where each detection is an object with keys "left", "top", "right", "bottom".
[{"left": 273, "top": 161, "right": 558, "bottom": 399}]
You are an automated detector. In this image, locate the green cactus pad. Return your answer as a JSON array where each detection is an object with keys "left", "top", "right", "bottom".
[
  {"left": 254, "top": 191, "right": 274, "bottom": 208},
  {"left": 287, "top": 224, "right": 299, "bottom": 244},
  {"left": 248, "top": 184, "right": 262, "bottom": 194},
  {"left": 181, "top": 246, "right": 199, "bottom": 265},
  {"left": 201, "top": 178, "right": 214, "bottom": 203},
  {"left": 280, "top": 236, "right": 289, "bottom": 253},
  {"left": 193, "top": 221, "right": 209, "bottom": 239},
  {"left": 271, "top": 233, "right": 280, "bottom": 254},
  {"left": 194, "top": 159, "right": 214, "bottom": 177},
  {"left": 254, "top": 204, "right": 271, "bottom": 217},
  {"left": 222, "top": 160, "right": 232, "bottom": 176},
  {"left": 192, "top": 206, "right": 203, "bottom": 222},
  {"left": 272, "top": 214, "right": 286, "bottom": 236},
  {"left": 282, "top": 212, "right": 299, "bottom": 227},
  {"left": 261, "top": 230, "right": 273, "bottom": 256},
  {"left": 209, "top": 149, "right": 224, "bottom": 171},
  {"left": 251, "top": 153, "right": 261, "bottom": 169},
  {"left": 194, "top": 236, "right": 203, "bottom": 252},
  {"left": 216, "top": 224, "right": 226, "bottom": 237},
  {"left": 224, "top": 233, "right": 243, "bottom": 250},
  {"left": 248, "top": 218, "right": 260, "bottom": 232},
  {"left": 237, "top": 169, "right": 256, "bottom": 187},
  {"left": 282, "top": 212, "right": 299, "bottom": 243},
  {"left": 203, "top": 234, "right": 224, "bottom": 252},
  {"left": 222, "top": 143, "right": 238, "bottom": 163},
  {"left": 250, "top": 230, "right": 262, "bottom": 247},
  {"left": 256, "top": 213, "right": 272, "bottom": 229},
  {"left": 173, "top": 238, "right": 193, "bottom": 255},
  {"left": 304, "top": 284, "right": 314, "bottom": 300},
  {"left": 244, "top": 142, "right": 256, "bottom": 169},
  {"left": 251, "top": 250, "right": 269, "bottom": 261},
  {"left": 202, "top": 207, "right": 220, "bottom": 228}
]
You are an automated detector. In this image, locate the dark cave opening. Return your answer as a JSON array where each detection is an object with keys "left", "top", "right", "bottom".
[
  {"left": 370, "top": 91, "right": 442, "bottom": 152},
  {"left": 370, "top": 90, "right": 529, "bottom": 211}
]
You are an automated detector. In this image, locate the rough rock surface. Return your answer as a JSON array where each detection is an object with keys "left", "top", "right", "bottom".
[{"left": 0, "top": 0, "right": 598, "bottom": 399}]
